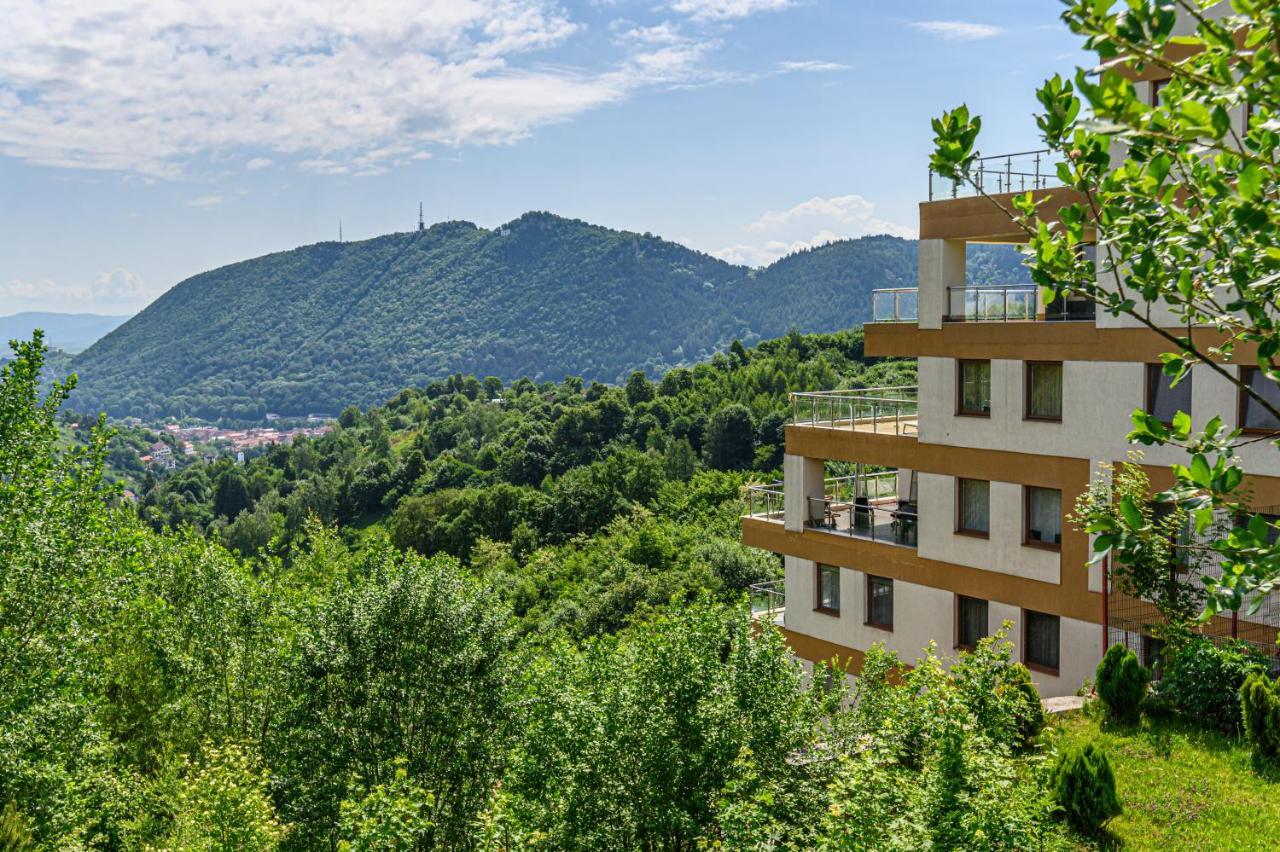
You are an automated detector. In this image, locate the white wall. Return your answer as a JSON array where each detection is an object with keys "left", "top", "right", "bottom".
[
  {"left": 916, "top": 472, "right": 1060, "bottom": 583},
  {"left": 785, "top": 556, "right": 1097, "bottom": 697}
]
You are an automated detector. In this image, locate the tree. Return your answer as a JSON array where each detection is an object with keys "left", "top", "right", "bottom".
[
  {"left": 703, "top": 404, "right": 756, "bottom": 471},
  {"left": 214, "top": 469, "right": 252, "bottom": 520},
  {"left": 624, "top": 370, "right": 654, "bottom": 406},
  {"left": 930, "top": 1, "right": 1280, "bottom": 616}
]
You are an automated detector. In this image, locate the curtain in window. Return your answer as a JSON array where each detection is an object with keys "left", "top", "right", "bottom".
[
  {"left": 818, "top": 564, "right": 840, "bottom": 612},
  {"left": 960, "top": 479, "right": 990, "bottom": 533},
  {"left": 1147, "top": 364, "right": 1192, "bottom": 423},
  {"left": 958, "top": 596, "right": 988, "bottom": 647},
  {"left": 1025, "top": 611, "right": 1060, "bottom": 670},
  {"left": 961, "top": 362, "right": 990, "bottom": 414},
  {"left": 1027, "top": 487, "right": 1061, "bottom": 544},
  {"left": 1242, "top": 367, "right": 1280, "bottom": 431},
  {"left": 1028, "top": 363, "right": 1063, "bottom": 418},
  {"left": 868, "top": 576, "right": 893, "bottom": 627}
]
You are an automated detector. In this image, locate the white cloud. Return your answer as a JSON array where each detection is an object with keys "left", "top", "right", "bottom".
[
  {"left": 709, "top": 194, "right": 915, "bottom": 267},
  {"left": 245, "top": 157, "right": 274, "bottom": 171},
  {"left": 0, "top": 0, "right": 621, "bottom": 178},
  {"left": 776, "top": 60, "right": 849, "bottom": 73},
  {"left": 1, "top": 268, "right": 155, "bottom": 311},
  {"left": 668, "top": 0, "right": 793, "bottom": 21},
  {"left": 909, "top": 20, "right": 1004, "bottom": 42},
  {"left": 185, "top": 194, "right": 225, "bottom": 208}
]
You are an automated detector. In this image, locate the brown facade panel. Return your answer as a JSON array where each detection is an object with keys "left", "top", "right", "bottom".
[
  {"left": 919, "top": 187, "right": 1087, "bottom": 242},
  {"left": 863, "top": 322, "right": 1261, "bottom": 365},
  {"left": 742, "top": 517, "right": 1101, "bottom": 624}
]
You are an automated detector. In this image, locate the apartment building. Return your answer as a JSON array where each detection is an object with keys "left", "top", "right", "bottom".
[{"left": 743, "top": 36, "right": 1280, "bottom": 698}]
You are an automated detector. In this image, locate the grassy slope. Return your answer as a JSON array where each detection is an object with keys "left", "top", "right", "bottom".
[{"left": 1051, "top": 711, "right": 1280, "bottom": 850}]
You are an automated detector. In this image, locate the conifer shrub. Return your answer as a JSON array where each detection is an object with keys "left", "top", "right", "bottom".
[
  {"left": 1095, "top": 644, "right": 1149, "bottom": 722},
  {"left": 1240, "top": 672, "right": 1280, "bottom": 763},
  {"left": 1051, "top": 742, "right": 1121, "bottom": 834}
]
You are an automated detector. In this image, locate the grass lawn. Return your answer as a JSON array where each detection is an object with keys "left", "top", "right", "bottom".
[{"left": 1050, "top": 709, "right": 1280, "bottom": 850}]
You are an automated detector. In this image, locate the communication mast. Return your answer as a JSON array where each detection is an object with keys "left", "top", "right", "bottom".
[
  {"left": 339, "top": 220, "right": 343, "bottom": 242},
  {"left": 418, "top": 202, "right": 425, "bottom": 232}
]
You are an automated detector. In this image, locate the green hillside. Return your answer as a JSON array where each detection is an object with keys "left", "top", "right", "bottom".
[{"left": 71, "top": 213, "right": 1028, "bottom": 419}]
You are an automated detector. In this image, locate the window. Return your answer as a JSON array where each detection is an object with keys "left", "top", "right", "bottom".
[
  {"left": 1239, "top": 367, "right": 1280, "bottom": 434},
  {"left": 1151, "top": 77, "right": 1171, "bottom": 106},
  {"left": 866, "top": 575, "right": 893, "bottom": 630},
  {"left": 958, "top": 360, "right": 991, "bottom": 416},
  {"left": 1025, "top": 362, "right": 1063, "bottom": 421},
  {"left": 1142, "top": 635, "right": 1166, "bottom": 673},
  {"left": 1025, "top": 486, "right": 1062, "bottom": 549},
  {"left": 957, "top": 478, "right": 990, "bottom": 536},
  {"left": 1146, "top": 364, "right": 1192, "bottom": 425},
  {"left": 816, "top": 564, "right": 840, "bottom": 615},
  {"left": 957, "top": 596, "right": 988, "bottom": 650},
  {"left": 1024, "top": 610, "right": 1060, "bottom": 673}
]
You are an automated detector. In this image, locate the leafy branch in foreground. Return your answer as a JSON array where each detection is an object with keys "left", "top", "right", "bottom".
[{"left": 931, "top": 0, "right": 1280, "bottom": 616}]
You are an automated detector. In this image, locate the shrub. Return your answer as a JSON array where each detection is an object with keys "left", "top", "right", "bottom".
[
  {"left": 1240, "top": 672, "right": 1280, "bottom": 762},
  {"left": 1095, "top": 644, "right": 1149, "bottom": 722},
  {"left": 1051, "top": 743, "right": 1121, "bottom": 834},
  {"left": 1155, "top": 637, "right": 1265, "bottom": 733},
  {"left": 1002, "top": 662, "right": 1046, "bottom": 746}
]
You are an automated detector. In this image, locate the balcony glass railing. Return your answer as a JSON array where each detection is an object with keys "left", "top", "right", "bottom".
[
  {"left": 790, "top": 386, "right": 918, "bottom": 434},
  {"left": 749, "top": 579, "right": 785, "bottom": 623},
  {"left": 946, "top": 285, "right": 1096, "bottom": 323},
  {"left": 873, "top": 288, "right": 918, "bottom": 322},
  {"left": 744, "top": 472, "right": 919, "bottom": 548},
  {"left": 928, "top": 149, "right": 1066, "bottom": 201}
]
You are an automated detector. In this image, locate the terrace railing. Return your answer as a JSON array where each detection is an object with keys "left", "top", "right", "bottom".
[
  {"left": 749, "top": 579, "right": 785, "bottom": 623},
  {"left": 790, "top": 387, "right": 918, "bottom": 434},
  {"left": 928, "top": 149, "right": 1065, "bottom": 201},
  {"left": 873, "top": 288, "right": 919, "bottom": 322},
  {"left": 946, "top": 285, "right": 1096, "bottom": 323},
  {"left": 744, "top": 482, "right": 785, "bottom": 520},
  {"left": 744, "top": 473, "right": 919, "bottom": 548}
]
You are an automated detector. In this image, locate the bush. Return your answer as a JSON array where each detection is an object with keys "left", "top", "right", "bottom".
[
  {"left": 1095, "top": 644, "right": 1149, "bottom": 722},
  {"left": 1240, "top": 672, "right": 1280, "bottom": 762},
  {"left": 1002, "top": 662, "right": 1046, "bottom": 746},
  {"left": 1052, "top": 742, "right": 1121, "bottom": 834},
  {"left": 1155, "top": 637, "right": 1265, "bottom": 733}
]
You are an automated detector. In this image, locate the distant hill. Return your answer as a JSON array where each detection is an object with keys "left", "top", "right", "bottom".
[
  {"left": 70, "top": 213, "right": 1029, "bottom": 419},
  {"left": 1, "top": 312, "right": 131, "bottom": 354}
]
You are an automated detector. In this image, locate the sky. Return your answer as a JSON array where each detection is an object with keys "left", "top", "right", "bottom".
[{"left": 0, "top": 0, "right": 1090, "bottom": 316}]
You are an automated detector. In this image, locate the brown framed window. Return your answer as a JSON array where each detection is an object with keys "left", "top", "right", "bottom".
[
  {"left": 956, "top": 478, "right": 990, "bottom": 537},
  {"left": 957, "top": 360, "right": 991, "bottom": 416},
  {"left": 1146, "top": 363, "right": 1191, "bottom": 425},
  {"left": 1025, "top": 362, "right": 1063, "bottom": 421},
  {"left": 956, "top": 595, "right": 988, "bottom": 650},
  {"left": 815, "top": 563, "right": 840, "bottom": 615},
  {"left": 866, "top": 575, "right": 893, "bottom": 630},
  {"left": 1023, "top": 610, "right": 1060, "bottom": 674},
  {"left": 1239, "top": 367, "right": 1280, "bottom": 434},
  {"left": 1024, "top": 486, "right": 1062, "bottom": 550},
  {"left": 1151, "top": 77, "right": 1171, "bottom": 107}
]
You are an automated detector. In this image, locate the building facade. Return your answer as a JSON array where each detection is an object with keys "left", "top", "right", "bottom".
[{"left": 743, "top": 63, "right": 1280, "bottom": 698}]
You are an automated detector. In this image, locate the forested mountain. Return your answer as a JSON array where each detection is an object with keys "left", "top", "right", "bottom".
[
  {"left": 0, "top": 312, "right": 130, "bottom": 353},
  {"left": 71, "top": 213, "right": 1029, "bottom": 420}
]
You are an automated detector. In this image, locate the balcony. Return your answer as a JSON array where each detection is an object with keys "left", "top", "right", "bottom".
[
  {"left": 946, "top": 285, "right": 1095, "bottom": 323},
  {"left": 745, "top": 470, "right": 919, "bottom": 548},
  {"left": 873, "top": 288, "right": 918, "bottom": 323},
  {"left": 928, "top": 149, "right": 1065, "bottom": 201},
  {"left": 790, "top": 387, "right": 918, "bottom": 435},
  {"left": 749, "top": 579, "right": 784, "bottom": 625}
]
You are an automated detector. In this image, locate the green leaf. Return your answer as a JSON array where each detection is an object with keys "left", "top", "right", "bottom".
[
  {"left": 1239, "top": 162, "right": 1262, "bottom": 200},
  {"left": 1189, "top": 454, "right": 1212, "bottom": 488}
]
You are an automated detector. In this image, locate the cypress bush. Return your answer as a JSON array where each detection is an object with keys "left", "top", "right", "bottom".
[
  {"left": 1052, "top": 743, "right": 1121, "bottom": 833},
  {"left": 1095, "top": 644, "right": 1149, "bottom": 722},
  {"left": 1240, "top": 672, "right": 1280, "bottom": 762}
]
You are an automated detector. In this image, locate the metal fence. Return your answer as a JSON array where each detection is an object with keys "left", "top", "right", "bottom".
[
  {"left": 873, "top": 288, "right": 919, "bottom": 322},
  {"left": 928, "top": 149, "right": 1065, "bottom": 201},
  {"left": 744, "top": 482, "right": 784, "bottom": 520},
  {"left": 946, "top": 285, "right": 1096, "bottom": 323},
  {"left": 749, "top": 579, "right": 785, "bottom": 623},
  {"left": 790, "top": 386, "right": 918, "bottom": 434}
]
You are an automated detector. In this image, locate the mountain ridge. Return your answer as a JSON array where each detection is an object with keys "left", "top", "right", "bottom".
[{"left": 70, "top": 211, "right": 1029, "bottom": 419}]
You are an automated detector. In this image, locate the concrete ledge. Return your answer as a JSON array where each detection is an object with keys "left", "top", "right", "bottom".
[{"left": 1042, "top": 695, "right": 1086, "bottom": 714}]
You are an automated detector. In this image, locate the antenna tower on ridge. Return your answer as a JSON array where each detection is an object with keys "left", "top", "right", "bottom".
[
  {"left": 418, "top": 202, "right": 425, "bottom": 232},
  {"left": 339, "top": 220, "right": 343, "bottom": 243}
]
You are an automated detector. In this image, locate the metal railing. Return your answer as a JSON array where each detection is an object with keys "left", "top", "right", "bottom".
[
  {"left": 744, "top": 473, "right": 919, "bottom": 548},
  {"left": 928, "top": 149, "right": 1065, "bottom": 201},
  {"left": 873, "top": 288, "right": 918, "bottom": 322},
  {"left": 791, "top": 387, "right": 918, "bottom": 434},
  {"left": 945, "top": 285, "right": 1096, "bottom": 323},
  {"left": 749, "top": 579, "right": 785, "bottom": 623}
]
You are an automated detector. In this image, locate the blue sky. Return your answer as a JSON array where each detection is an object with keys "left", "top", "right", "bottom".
[{"left": 0, "top": 0, "right": 1088, "bottom": 315}]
